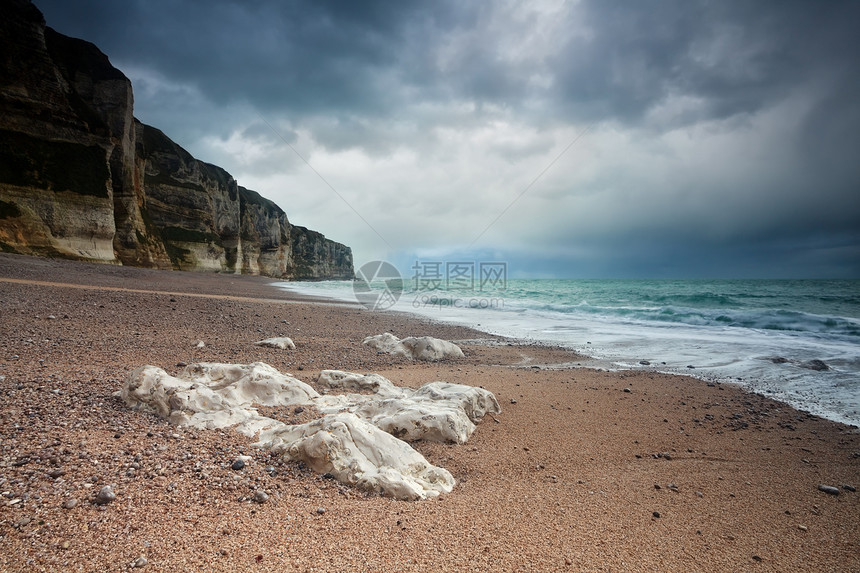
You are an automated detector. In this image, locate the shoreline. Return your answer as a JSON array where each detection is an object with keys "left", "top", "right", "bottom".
[
  {"left": 1, "top": 254, "right": 858, "bottom": 571},
  {"left": 279, "top": 277, "right": 860, "bottom": 429}
]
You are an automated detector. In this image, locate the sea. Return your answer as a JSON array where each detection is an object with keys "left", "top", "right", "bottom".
[{"left": 276, "top": 278, "right": 860, "bottom": 427}]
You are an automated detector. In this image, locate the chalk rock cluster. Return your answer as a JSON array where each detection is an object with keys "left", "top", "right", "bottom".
[
  {"left": 120, "top": 361, "right": 499, "bottom": 500},
  {"left": 363, "top": 332, "right": 465, "bottom": 361}
]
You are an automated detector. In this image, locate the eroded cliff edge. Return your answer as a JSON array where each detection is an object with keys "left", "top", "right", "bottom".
[{"left": 0, "top": 0, "right": 353, "bottom": 280}]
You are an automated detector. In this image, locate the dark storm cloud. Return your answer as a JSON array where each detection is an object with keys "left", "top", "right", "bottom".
[
  {"left": 35, "top": 0, "right": 473, "bottom": 117},
  {"left": 30, "top": 0, "right": 860, "bottom": 277},
  {"left": 36, "top": 0, "right": 860, "bottom": 129},
  {"left": 551, "top": 0, "right": 860, "bottom": 126}
]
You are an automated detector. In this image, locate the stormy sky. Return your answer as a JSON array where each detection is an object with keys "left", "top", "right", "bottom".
[{"left": 35, "top": 0, "right": 860, "bottom": 278}]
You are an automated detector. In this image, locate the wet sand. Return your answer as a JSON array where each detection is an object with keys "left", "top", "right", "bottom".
[{"left": 1, "top": 253, "right": 858, "bottom": 572}]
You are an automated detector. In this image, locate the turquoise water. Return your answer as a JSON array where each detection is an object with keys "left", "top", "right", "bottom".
[
  {"left": 279, "top": 278, "right": 860, "bottom": 426},
  {"left": 433, "top": 279, "right": 860, "bottom": 339}
]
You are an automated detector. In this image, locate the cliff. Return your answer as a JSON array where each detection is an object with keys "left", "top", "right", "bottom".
[{"left": 0, "top": 0, "right": 353, "bottom": 280}]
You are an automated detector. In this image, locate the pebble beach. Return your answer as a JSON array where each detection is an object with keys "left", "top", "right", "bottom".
[{"left": 1, "top": 253, "right": 858, "bottom": 572}]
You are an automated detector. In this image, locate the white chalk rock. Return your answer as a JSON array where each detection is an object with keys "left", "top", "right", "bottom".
[
  {"left": 316, "top": 370, "right": 501, "bottom": 444},
  {"left": 362, "top": 333, "right": 464, "bottom": 361},
  {"left": 401, "top": 336, "right": 465, "bottom": 361},
  {"left": 119, "top": 362, "right": 318, "bottom": 435},
  {"left": 317, "top": 369, "right": 402, "bottom": 397},
  {"left": 259, "top": 413, "right": 455, "bottom": 500},
  {"left": 180, "top": 362, "right": 318, "bottom": 406},
  {"left": 120, "top": 362, "right": 498, "bottom": 500},
  {"left": 362, "top": 332, "right": 411, "bottom": 358},
  {"left": 254, "top": 337, "right": 296, "bottom": 350}
]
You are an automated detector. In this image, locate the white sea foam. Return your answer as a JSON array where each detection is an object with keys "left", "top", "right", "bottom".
[{"left": 276, "top": 279, "right": 860, "bottom": 427}]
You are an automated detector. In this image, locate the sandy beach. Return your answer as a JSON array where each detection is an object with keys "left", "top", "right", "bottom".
[{"left": 0, "top": 253, "right": 858, "bottom": 572}]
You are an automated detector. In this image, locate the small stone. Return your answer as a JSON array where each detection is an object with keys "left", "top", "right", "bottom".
[
  {"left": 252, "top": 490, "right": 269, "bottom": 504},
  {"left": 62, "top": 498, "right": 78, "bottom": 509},
  {"left": 802, "top": 359, "right": 829, "bottom": 371},
  {"left": 623, "top": 388, "right": 631, "bottom": 393},
  {"left": 294, "top": 406, "right": 305, "bottom": 415},
  {"left": 316, "top": 507, "right": 326, "bottom": 515},
  {"left": 195, "top": 340, "right": 205, "bottom": 348},
  {"left": 132, "top": 555, "right": 148, "bottom": 568},
  {"left": 176, "top": 362, "right": 187, "bottom": 368},
  {"left": 752, "top": 555, "right": 762, "bottom": 562},
  {"left": 231, "top": 459, "right": 245, "bottom": 471},
  {"left": 60, "top": 540, "right": 71, "bottom": 550},
  {"left": 797, "top": 524, "right": 808, "bottom": 531},
  {"left": 639, "top": 360, "right": 651, "bottom": 366},
  {"left": 818, "top": 484, "right": 840, "bottom": 496},
  {"left": 842, "top": 484, "right": 856, "bottom": 492},
  {"left": 94, "top": 485, "right": 116, "bottom": 505},
  {"left": 652, "top": 511, "right": 661, "bottom": 518},
  {"left": 510, "top": 399, "right": 517, "bottom": 404},
  {"left": 47, "top": 468, "right": 65, "bottom": 479},
  {"left": 15, "top": 517, "right": 31, "bottom": 528}
]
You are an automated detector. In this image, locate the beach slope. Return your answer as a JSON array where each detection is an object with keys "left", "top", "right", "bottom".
[{"left": 0, "top": 253, "right": 858, "bottom": 571}]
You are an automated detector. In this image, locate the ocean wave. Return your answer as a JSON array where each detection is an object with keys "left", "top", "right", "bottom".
[{"left": 508, "top": 301, "right": 860, "bottom": 338}]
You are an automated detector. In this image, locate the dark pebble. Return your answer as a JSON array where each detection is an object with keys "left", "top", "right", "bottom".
[
  {"left": 802, "top": 359, "right": 829, "bottom": 371},
  {"left": 818, "top": 484, "right": 840, "bottom": 496},
  {"left": 652, "top": 511, "right": 661, "bottom": 518},
  {"left": 94, "top": 485, "right": 116, "bottom": 505},
  {"left": 842, "top": 484, "right": 856, "bottom": 492},
  {"left": 231, "top": 459, "right": 245, "bottom": 471},
  {"left": 639, "top": 360, "right": 650, "bottom": 366},
  {"left": 294, "top": 406, "right": 305, "bottom": 415}
]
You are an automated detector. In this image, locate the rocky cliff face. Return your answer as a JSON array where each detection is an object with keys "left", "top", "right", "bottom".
[{"left": 0, "top": 0, "right": 353, "bottom": 280}]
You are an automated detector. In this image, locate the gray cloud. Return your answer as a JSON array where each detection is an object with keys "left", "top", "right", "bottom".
[{"left": 33, "top": 0, "right": 860, "bottom": 277}]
